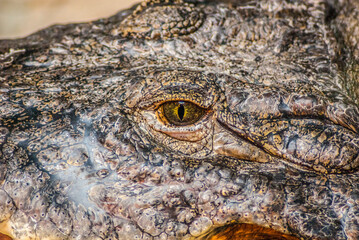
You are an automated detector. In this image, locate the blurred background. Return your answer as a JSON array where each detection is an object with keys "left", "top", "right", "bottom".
[{"left": 0, "top": 0, "right": 139, "bottom": 39}]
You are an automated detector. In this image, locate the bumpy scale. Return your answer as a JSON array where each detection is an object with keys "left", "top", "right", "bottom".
[{"left": 0, "top": 0, "right": 359, "bottom": 239}]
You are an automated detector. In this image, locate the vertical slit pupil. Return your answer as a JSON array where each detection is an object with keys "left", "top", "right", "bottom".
[{"left": 178, "top": 104, "right": 185, "bottom": 121}]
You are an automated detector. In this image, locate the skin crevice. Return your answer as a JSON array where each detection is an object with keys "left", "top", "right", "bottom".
[{"left": 1, "top": 0, "right": 359, "bottom": 239}]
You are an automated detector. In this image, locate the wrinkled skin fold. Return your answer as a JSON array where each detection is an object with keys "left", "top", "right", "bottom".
[{"left": 0, "top": 0, "right": 359, "bottom": 239}]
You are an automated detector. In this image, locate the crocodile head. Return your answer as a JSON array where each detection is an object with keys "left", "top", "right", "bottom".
[{"left": 1, "top": 0, "right": 359, "bottom": 239}]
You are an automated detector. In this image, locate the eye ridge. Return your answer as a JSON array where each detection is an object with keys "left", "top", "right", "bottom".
[{"left": 160, "top": 100, "right": 208, "bottom": 126}]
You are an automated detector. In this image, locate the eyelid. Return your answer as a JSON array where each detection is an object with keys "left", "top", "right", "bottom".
[
  {"left": 150, "top": 98, "right": 211, "bottom": 111},
  {"left": 136, "top": 85, "right": 217, "bottom": 110},
  {"left": 142, "top": 109, "right": 213, "bottom": 141}
]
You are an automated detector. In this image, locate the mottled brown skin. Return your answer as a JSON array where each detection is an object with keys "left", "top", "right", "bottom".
[{"left": 1, "top": 0, "right": 359, "bottom": 239}]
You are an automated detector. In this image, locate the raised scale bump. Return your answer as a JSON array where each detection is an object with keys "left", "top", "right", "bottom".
[{"left": 113, "top": 0, "right": 205, "bottom": 39}]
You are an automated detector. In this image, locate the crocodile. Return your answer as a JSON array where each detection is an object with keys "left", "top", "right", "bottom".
[{"left": 0, "top": 0, "right": 359, "bottom": 239}]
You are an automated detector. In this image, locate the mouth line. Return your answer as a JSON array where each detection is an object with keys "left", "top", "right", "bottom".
[
  {"left": 215, "top": 118, "right": 271, "bottom": 155},
  {"left": 201, "top": 222, "right": 300, "bottom": 240}
]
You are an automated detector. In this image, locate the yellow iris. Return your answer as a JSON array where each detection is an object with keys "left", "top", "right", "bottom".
[{"left": 161, "top": 101, "right": 207, "bottom": 126}]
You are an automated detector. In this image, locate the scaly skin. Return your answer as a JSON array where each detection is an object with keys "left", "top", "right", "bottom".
[{"left": 0, "top": 0, "right": 359, "bottom": 239}]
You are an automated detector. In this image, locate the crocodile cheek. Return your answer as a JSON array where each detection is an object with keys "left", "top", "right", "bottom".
[
  {"left": 218, "top": 111, "right": 359, "bottom": 173},
  {"left": 213, "top": 122, "right": 273, "bottom": 163}
]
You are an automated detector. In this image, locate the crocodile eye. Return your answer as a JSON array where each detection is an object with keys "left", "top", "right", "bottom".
[{"left": 160, "top": 101, "right": 207, "bottom": 126}]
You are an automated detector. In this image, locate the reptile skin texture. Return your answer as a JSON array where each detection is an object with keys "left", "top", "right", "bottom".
[{"left": 0, "top": 0, "right": 359, "bottom": 239}]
